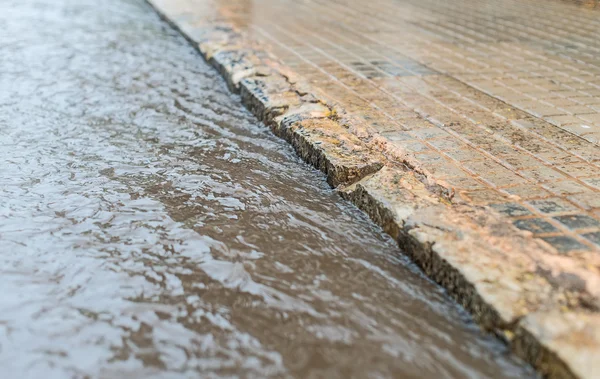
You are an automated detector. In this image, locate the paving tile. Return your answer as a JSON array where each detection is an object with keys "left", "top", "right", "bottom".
[
  {"left": 528, "top": 198, "right": 579, "bottom": 215},
  {"left": 540, "top": 235, "right": 590, "bottom": 253},
  {"left": 583, "top": 231, "right": 600, "bottom": 247},
  {"left": 568, "top": 193, "right": 600, "bottom": 210},
  {"left": 461, "top": 189, "right": 509, "bottom": 205},
  {"left": 422, "top": 160, "right": 469, "bottom": 179},
  {"left": 545, "top": 115, "right": 584, "bottom": 126},
  {"left": 554, "top": 214, "right": 600, "bottom": 231},
  {"left": 463, "top": 160, "right": 527, "bottom": 187},
  {"left": 572, "top": 98, "right": 600, "bottom": 106},
  {"left": 409, "top": 127, "right": 451, "bottom": 140},
  {"left": 499, "top": 153, "right": 544, "bottom": 170},
  {"left": 390, "top": 140, "right": 431, "bottom": 153},
  {"left": 513, "top": 218, "right": 559, "bottom": 235},
  {"left": 519, "top": 166, "right": 568, "bottom": 182},
  {"left": 400, "top": 117, "right": 438, "bottom": 131},
  {"left": 379, "top": 130, "right": 415, "bottom": 142},
  {"left": 562, "top": 122, "right": 597, "bottom": 135},
  {"left": 202, "top": 0, "right": 600, "bottom": 262},
  {"left": 562, "top": 105, "right": 597, "bottom": 115},
  {"left": 413, "top": 151, "right": 444, "bottom": 164},
  {"left": 427, "top": 137, "right": 466, "bottom": 151},
  {"left": 543, "top": 181, "right": 592, "bottom": 195},
  {"left": 572, "top": 147, "right": 600, "bottom": 162},
  {"left": 535, "top": 150, "right": 581, "bottom": 165},
  {"left": 582, "top": 177, "right": 600, "bottom": 189},
  {"left": 579, "top": 113, "right": 600, "bottom": 124},
  {"left": 514, "top": 101, "right": 566, "bottom": 117},
  {"left": 502, "top": 184, "right": 552, "bottom": 200},
  {"left": 555, "top": 163, "right": 598, "bottom": 179},
  {"left": 583, "top": 132, "right": 600, "bottom": 144},
  {"left": 490, "top": 203, "right": 533, "bottom": 217},
  {"left": 486, "top": 144, "right": 520, "bottom": 157},
  {"left": 510, "top": 119, "right": 536, "bottom": 130},
  {"left": 444, "top": 147, "right": 486, "bottom": 162},
  {"left": 443, "top": 176, "right": 486, "bottom": 190},
  {"left": 544, "top": 99, "right": 579, "bottom": 108}
]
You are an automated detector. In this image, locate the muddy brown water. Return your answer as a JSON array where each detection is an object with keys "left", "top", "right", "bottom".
[{"left": 0, "top": 0, "right": 537, "bottom": 378}]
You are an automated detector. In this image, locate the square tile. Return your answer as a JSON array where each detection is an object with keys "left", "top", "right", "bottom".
[
  {"left": 582, "top": 132, "right": 600, "bottom": 144},
  {"left": 465, "top": 161, "right": 526, "bottom": 187},
  {"left": 481, "top": 171, "right": 527, "bottom": 188},
  {"left": 554, "top": 214, "right": 600, "bottom": 230},
  {"left": 562, "top": 122, "right": 596, "bottom": 135},
  {"left": 502, "top": 184, "right": 551, "bottom": 199},
  {"left": 391, "top": 140, "right": 430, "bottom": 153},
  {"left": 541, "top": 235, "right": 590, "bottom": 253},
  {"left": 519, "top": 167, "right": 567, "bottom": 182},
  {"left": 582, "top": 231, "right": 600, "bottom": 246},
  {"left": 514, "top": 218, "right": 558, "bottom": 234},
  {"left": 516, "top": 101, "right": 565, "bottom": 117},
  {"left": 555, "top": 163, "right": 597, "bottom": 179},
  {"left": 461, "top": 189, "right": 509, "bottom": 205},
  {"left": 528, "top": 198, "right": 579, "bottom": 214},
  {"left": 421, "top": 160, "right": 469, "bottom": 179},
  {"left": 568, "top": 193, "right": 600, "bottom": 210},
  {"left": 499, "top": 153, "right": 543, "bottom": 170},
  {"left": 561, "top": 105, "right": 596, "bottom": 115},
  {"left": 409, "top": 127, "right": 450, "bottom": 140},
  {"left": 536, "top": 150, "right": 581, "bottom": 165},
  {"left": 428, "top": 138, "right": 465, "bottom": 152},
  {"left": 487, "top": 144, "right": 519, "bottom": 156},
  {"left": 579, "top": 113, "right": 600, "bottom": 124},
  {"left": 544, "top": 115, "right": 581, "bottom": 126},
  {"left": 444, "top": 176, "right": 486, "bottom": 190},
  {"left": 543, "top": 181, "right": 591, "bottom": 195},
  {"left": 445, "top": 147, "right": 486, "bottom": 162},
  {"left": 582, "top": 177, "right": 600, "bottom": 189},
  {"left": 380, "top": 131, "right": 415, "bottom": 142},
  {"left": 490, "top": 203, "right": 533, "bottom": 217},
  {"left": 414, "top": 152, "right": 444, "bottom": 164}
]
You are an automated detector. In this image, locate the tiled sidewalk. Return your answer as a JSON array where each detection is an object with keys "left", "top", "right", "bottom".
[{"left": 212, "top": 0, "right": 600, "bottom": 256}]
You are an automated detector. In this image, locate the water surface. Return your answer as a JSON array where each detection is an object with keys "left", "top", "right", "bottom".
[{"left": 0, "top": 0, "right": 535, "bottom": 377}]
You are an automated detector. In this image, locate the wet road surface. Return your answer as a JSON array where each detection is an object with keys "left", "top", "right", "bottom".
[{"left": 0, "top": 0, "right": 536, "bottom": 377}]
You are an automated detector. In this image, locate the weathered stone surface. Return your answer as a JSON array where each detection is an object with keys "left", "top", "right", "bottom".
[
  {"left": 146, "top": 0, "right": 600, "bottom": 376},
  {"left": 513, "top": 311, "right": 600, "bottom": 379},
  {"left": 239, "top": 75, "right": 304, "bottom": 123},
  {"left": 341, "top": 167, "right": 557, "bottom": 329},
  {"left": 238, "top": 75, "right": 384, "bottom": 187},
  {"left": 276, "top": 117, "right": 384, "bottom": 187}
]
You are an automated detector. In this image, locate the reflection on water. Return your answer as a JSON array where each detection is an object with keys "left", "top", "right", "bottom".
[{"left": 0, "top": 0, "right": 535, "bottom": 377}]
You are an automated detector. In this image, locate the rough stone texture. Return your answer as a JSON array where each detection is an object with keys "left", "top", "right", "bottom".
[
  {"left": 342, "top": 168, "right": 560, "bottom": 329},
  {"left": 147, "top": 0, "right": 600, "bottom": 377},
  {"left": 514, "top": 311, "right": 600, "bottom": 379}
]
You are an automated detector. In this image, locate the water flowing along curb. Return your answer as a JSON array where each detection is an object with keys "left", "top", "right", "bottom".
[{"left": 147, "top": 1, "right": 600, "bottom": 377}]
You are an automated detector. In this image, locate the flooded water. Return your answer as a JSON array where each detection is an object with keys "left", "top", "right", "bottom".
[{"left": 0, "top": 0, "right": 536, "bottom": 377}]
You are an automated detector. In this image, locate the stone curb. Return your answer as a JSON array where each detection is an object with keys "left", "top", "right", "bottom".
[{"left": 147, "top": 1, "right": 600, "bottom": 377}]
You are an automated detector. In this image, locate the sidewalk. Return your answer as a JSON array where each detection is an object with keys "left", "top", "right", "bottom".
[{"left": 148, "top": 0, "right": 600, "bottom": 377}]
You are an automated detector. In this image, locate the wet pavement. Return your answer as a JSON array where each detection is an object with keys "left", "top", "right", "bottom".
[
  {"left": 0, "top": 0, "right": 538, "bottom": 377},
  {"left": 207, "top": 0, "right": 600, "bottom": 256}
]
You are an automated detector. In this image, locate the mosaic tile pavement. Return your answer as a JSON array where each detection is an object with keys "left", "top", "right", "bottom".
[{"left": 209, "top": 0, "right": 600, "bottom": 255}]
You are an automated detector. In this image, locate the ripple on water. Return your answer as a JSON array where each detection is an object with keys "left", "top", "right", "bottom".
[{"left": 0, "top": 0, "right": 536, "bottom": 377}]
